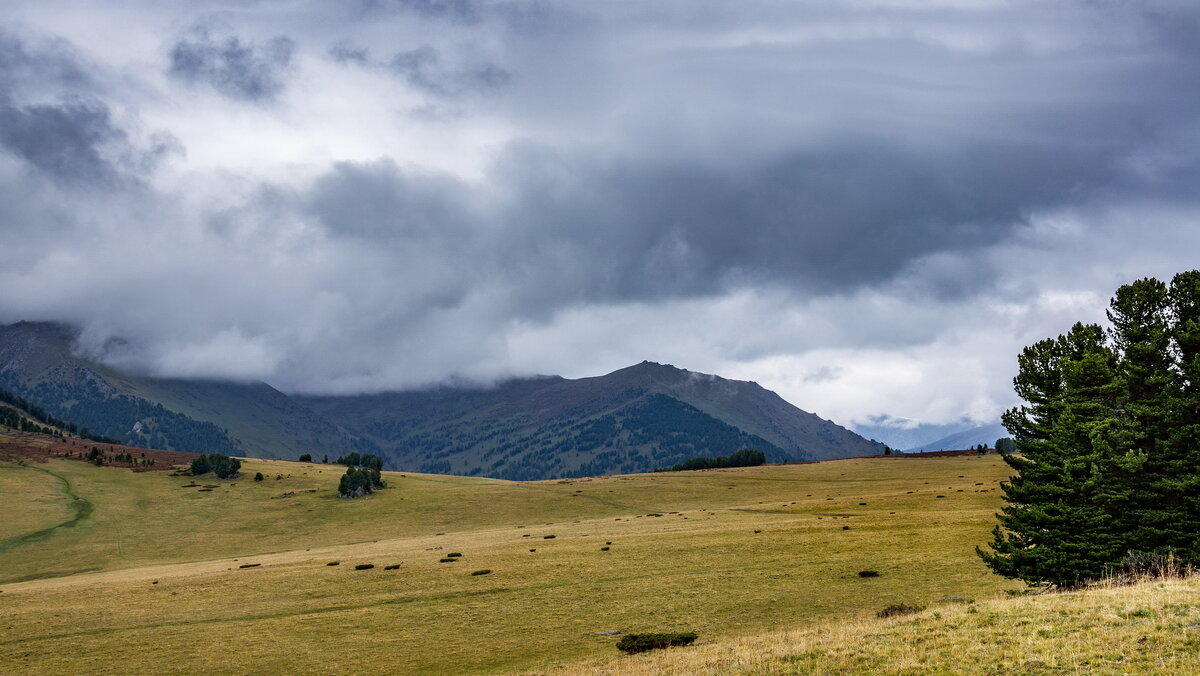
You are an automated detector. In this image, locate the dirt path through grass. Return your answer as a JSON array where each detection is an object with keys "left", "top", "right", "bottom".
[{"left": 0, "top": 464, "right": 92, "bottom": 554}]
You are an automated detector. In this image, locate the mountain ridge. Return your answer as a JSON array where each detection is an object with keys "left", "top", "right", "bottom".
[{"left": 0, "top": 321, "right": 885, "bottom": 478}]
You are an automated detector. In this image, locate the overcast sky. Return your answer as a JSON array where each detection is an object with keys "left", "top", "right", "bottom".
[{"left": 2, "top": 1, "right": 1199, "bottom": 434}]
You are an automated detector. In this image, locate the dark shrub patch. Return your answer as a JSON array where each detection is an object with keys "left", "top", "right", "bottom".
[
  {"left": 529, "top": 549, "right": 536, "bottom": 552},
  {"left": 384, "top": 564, "right": 401, "bottom": 570},
  {"left": 238, "top": 563, "right": 261, "bottom": 569},
  {"left": 326, "top": 561, "right": 340, "bottom": 566},
  {"left": 543, "top": 535, "right": 556, "bottom": 539},
  {"left": 842, "top": 526, "right": 851, "bottom": 530},
  {"left": 439, "top": 558, "right": 457, "bottom": 563},
  {"left": 254, "top": 472, "right": 264, "bottom": 482},
  {"left": 877, "top": 603, "right": 923, "bottom": 618},
  {"left": 857, "top": 570, "right": 880, "bottom": 578},
  {"left": 616, "top": 632, "right": 698, "bottom": 654},
  {"left": 601, "top": 546, "right": 610, "bottom": 551},
  {"left": 447, "top": 552, "right": 463, "bottom": 557},
  {"left": 190, "top": 454, "right": 241, "bottom": 479},
  {"left": 355, "top": 564, "right": 374, "bottom": 570},
  {"left": 470, "top": 569, "right": 492, "bottom": 576}
]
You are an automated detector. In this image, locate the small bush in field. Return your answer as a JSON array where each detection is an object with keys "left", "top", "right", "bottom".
[
  {"left": 877, "top": 603, "right": 923, "bottom": 618},
  {"left": 616, "top": 632, "right": 698, "bottom": 654}
]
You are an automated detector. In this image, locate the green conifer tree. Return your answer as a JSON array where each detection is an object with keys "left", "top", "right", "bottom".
[{"left": 978, "top": 323, "right": 1126, "bottom": 587}]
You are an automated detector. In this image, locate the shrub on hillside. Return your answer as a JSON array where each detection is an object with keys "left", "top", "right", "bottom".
[
  {"left": 298, "top": 453, "right": 312, "bottom": 462},
  {"left": 190, "top": 453, "right": 241, "bottom": 479},
  {"left": 337, "top": 466, "right": 385, "bottom": 498},
  {"left": 615, "top": 632, "right": 698, "bottom": 654}
]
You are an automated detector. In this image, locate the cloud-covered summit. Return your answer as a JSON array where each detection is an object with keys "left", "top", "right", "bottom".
[{"left": 1, "top": 1, "right": 1199, "bottom": 430}]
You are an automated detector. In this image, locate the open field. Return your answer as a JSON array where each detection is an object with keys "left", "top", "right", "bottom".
[
  {"left": 1, "top": 453, "right": 1021, "bottom": 673},
  {"left": 562, "top": 575, "right": 1200, "bottom": 675}
]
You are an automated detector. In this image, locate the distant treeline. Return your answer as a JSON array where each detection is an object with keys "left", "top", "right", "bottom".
[
  {"left": 336, "top": 452, "right": 384, "bottom": 471},
  {"left": 0, "top": 386, "right": 121, "bottom": 443},
  {"left": 661, "top": 448, "right": 766, "bottom": 472}
]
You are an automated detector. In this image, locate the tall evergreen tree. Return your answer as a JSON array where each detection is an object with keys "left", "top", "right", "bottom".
[
  {"left": 979, "top": 323, "right": 1126, "bottom": 587},
  {"left": 1106, "top": 278, "right": 1174, "bottom": 557},
  {"left": 981, "top": 272, "right": 1200, "bottom": 587},
  {"left": 1162, "top": 271, "right": 1200, "bottom": 563}
]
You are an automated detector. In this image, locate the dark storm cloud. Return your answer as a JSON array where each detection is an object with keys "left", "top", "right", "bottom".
[
  {"left": 0, "top": 98, "right": 125, "bottom": 184},
  {"left": 167, "top": 25, "right": 295, "bottom": 102},
  {"left": 329, "top": 42, "right": 508, "bottom": 97},
  {"left": 0, "top": 31, "right": 175, "bottom": 185},
  {"left": 0, "top": 31, "right": 90, "bottom": 94},
  {"left": 352, "top": 0, "right": 482, "bottom": 24},
  {"left": 297, "top": 125, "right": 1124, "bottom": 320}
]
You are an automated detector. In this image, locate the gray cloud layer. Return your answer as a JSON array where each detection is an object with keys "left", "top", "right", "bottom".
[
  {"left": 2, "top": 1, "right": 1200, "bottom": 427},
  {"left": 167, "top": 24, "right": 295, "bottom": 102}
]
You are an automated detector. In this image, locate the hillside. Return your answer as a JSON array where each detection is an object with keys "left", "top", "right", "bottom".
[
  {"left": 0, "top": 322, "right": 884, "bottom": 478},
  {"left": 1, "top": 449, "right": 1017, "bottom": 673},
  {"left": 904, "top": 422, "right": 1009, "bottom": 453},
  {"left": 296, "top": 361, "right": 885, "bottom": 479}
]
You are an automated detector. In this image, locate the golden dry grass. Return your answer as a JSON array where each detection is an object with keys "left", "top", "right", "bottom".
[
  {"left": 0, "top": 462, "right": 74, "bottom": 543},
  {"left": 0, "top": 454, "right": 1024, "bottom": 674},
  {"left": 552, "top": 576, "right": 1200, "bottom": 675}
]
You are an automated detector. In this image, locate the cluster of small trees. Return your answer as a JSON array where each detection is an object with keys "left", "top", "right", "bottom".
[
  {"left": 336, "top": 452, "right": 387, "bottom": 497},
  {"left": 664, "top": 448, "right": 766, "bottom": 472},
  {"left": 338, "top": 466, "right": 385, "bottom": 497},
  {"left": 336, "top": 452, "right": 383, "bottom": 471},
  {"left": 979, "top": 272, "right": 1200, "bottom": 587},
  {"left": 190, "top": 453, "right": 242, "bottom": 479}
]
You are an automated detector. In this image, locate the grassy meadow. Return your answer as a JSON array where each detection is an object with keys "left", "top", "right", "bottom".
[
  {"left": 562, "top": 576, "right": 1200, "bottom": 675},
  {"left": 0, "top": 453, "right": 1023, "bottom": 673}
]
